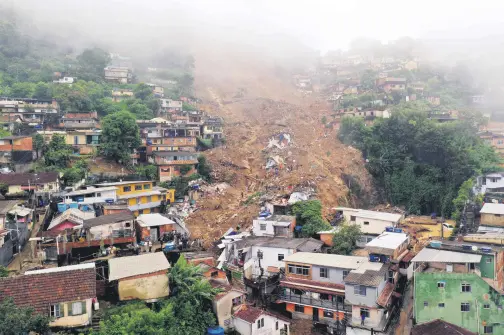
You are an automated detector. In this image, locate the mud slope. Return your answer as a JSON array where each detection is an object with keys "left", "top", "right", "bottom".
[{"left": 186, "top": 50, "right": 375, "bottom": 243}]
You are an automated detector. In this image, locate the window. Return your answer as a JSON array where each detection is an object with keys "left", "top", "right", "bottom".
[
  {"left": 486, "top": 258, "right": 492, "bottom": 263},
  {"left": 424, "top": 301, "right": 428, "bottom": 307},
  {"left": 363, "top": 221, "right": 370, "bottom": 225},
  {"left": 350, "top": 216, "right": 356, "bottom": 221},
  {"left": 97, "top": 192, "right": 101, "bottom": 197},
  {"left": 320, "top": 267, "right": 329, "bottom": 278},
  {"left": 484, "top": 304, "right": 490, "bottom": 309},
  {"left": 288, "top": 264, "right": 310, "bottom": 276},
  {"left": 146, "top": 196, "right": 152, "bottom": 203},
  {"left": 211, "top": 271, "right": 218, "bottom": 277},
  {"left": 144, "top": 184, "right": 151, "bottom": 190},
  {"left": 278, "top": 254, "right": 284, "bottom": 261},
  {"left": 484, "top": 326, "right": 493, "bottom": 334},
  {"left": 360, "top": 308, "right": 370, "bottom": 318},
  {"left": 320, "top": 294, "right": 329, "bottom": 300},
  {"left": 68, "top": 301, "right": 86, "bottom": 316},
  {"left": 276, "top": 321, "right": 279, "bottom": 330},
  {"left": 50, "top": 304, "right": 63, "bottom": 318},
  {"left": 461, "top": 283, "right": 471, "bottom": 292},
  {"left": 123, "top": 186, "right": 131, "bottom": 192},
  {"left": 343, "top": 270, "right": 349, "bottom": 279},
  {"left": 136, "top": 197, "right": 142, "bottom": 204},
  {"left": 135, "top": 185, "right": 142, "bottom": 191},
  {"left": 295, "top": 304, "right": 304, "bottom": 312},
  {"left": 354, "top": 285, "right": 366, "bottom": 296},
  {"left": 438, "top": 303, "right": 445, "bottom": 308},
  {"left": 323, "top": 310, "right": 334, "bottom": 318},
  {"left": 260, "top": 224, "right": 267, "bottom": 231},
  {"left": 461, "top": 303, "right": 470, "bottom": 312},
  {"left": 437, "top": 281, "right": 445, "bottom": 288}
]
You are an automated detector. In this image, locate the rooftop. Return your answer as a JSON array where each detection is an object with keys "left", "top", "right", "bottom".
[
  {"left": 232, "top": 237, "right": 324, "bottom": 252},
  {"left": 270, "top": 215, "right": 296, "bottom": 222},
  {"left": 47, "top": 208, "right": 95, "bottom": 230},
  {"left": 65, "top": 186, "right": 118, "bottom": 196},
  {"left": 0, "top": 200, "right": 20, "bottom": 215},
  {"left": 137, "top": 213, "right": 175, "bottom": 227},
  {"left": 0, "top": 263, "right": 96, "bottom": 314},
  {"left": 0, "top": 172, "right": 59, "bottom": 186},
  {"left": 480, "top": 203, "right": 504, "bottom": 215},
  {"left": 353, "top": 209, "right": 402, "bottom": 222},
  {"left": 343, "top": 262, "right": 386, "bottom": 287},
  {"left": 94, "top": 180, "right": 150, "bottom": 187},
  {"left": 117, "top": 190, "right": 162, "bottom": 200},
  {"left": 83, "top": 211, "right": 134, "bottom": 229},
  {"left": 411, "top": 320, "right": 476, "bottom": 335},
  {"left": 108, "top": 252, "right": 170, "bottom": 280},
  {"left": 365, "top": 232, "right": 408, "bottom": 254},
  {"left": 284, "top": 252, "right": 367, "bottom": 269},
  {"left": 411, "top": 247, "right": 482, "bottom": 263}
]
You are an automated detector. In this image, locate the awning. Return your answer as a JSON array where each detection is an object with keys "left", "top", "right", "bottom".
[{"left": 272, "top": 222, "right": 291, "bottom": 227}]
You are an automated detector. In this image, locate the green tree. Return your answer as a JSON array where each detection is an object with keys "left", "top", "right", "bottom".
[
  {"left": 292, "top": 200, "right": 331, "bottom": 237},
  {"left": 135, "top": 164, "right": 158, "bottom": 180},
  {"left": 44, "top": 134, "right": 72, "bottom": 169},
  {"left": 32, "top": 133, "right": 45, "bottom": 159},
  {"left": 197, "top": 155, "right": 212, "bottom": 181},
  {"left": 76, "top": 48, "right": 110, "bottom": 82},
  {"left": 9, "top": 82, "right": 34, "bottom": 97},
  {"left": 0, "top": 265, "right": 8, "bottom": 277},
  {"left": 182, "top": 102, "right": 197, "bottom": 111},
  {"left": 125, "top": 99, "right": 155, "bottom": 120},
  {"left": 330, "top": 223, "right": 361, "bottom": 255},
  {"left": 0, "top": 298, "right": 50, "bottom": 335},
  {"left": 101, "top": 111, "right": 141, "bottom": 164},
  {"left": 32, "top": 82, "right": 52, "bottom": 99},
  {"left": 134, "top": 83, "right": 153, "bottom": 101}
]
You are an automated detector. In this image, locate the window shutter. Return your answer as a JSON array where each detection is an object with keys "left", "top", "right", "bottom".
[
  {"left": 82, "top": 301, "right": 87, "bottom": 315},
  {"left": 66, "top": 302, "right": 71, "bottom": 316}
]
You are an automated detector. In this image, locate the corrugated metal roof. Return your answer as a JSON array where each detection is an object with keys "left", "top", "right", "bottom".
[
  {"left": 365, "top": 232, "right": 408, "bottom": 250},
  {"left": 108, "top": 253, "right": 170, "bottom": 280},
  {"left": 480, "top": 203, "right": 504, "bottom": 215},
  {"left": 137, "top": 213, "right": 175, "bottom": 227},
  {"left": 411, "top": 248, "right": 482, "bottom": 263}
]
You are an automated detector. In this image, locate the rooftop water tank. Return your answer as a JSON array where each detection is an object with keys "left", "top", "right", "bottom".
[{"left": 207, "top": 326, "right": 224, "bottom": 335}]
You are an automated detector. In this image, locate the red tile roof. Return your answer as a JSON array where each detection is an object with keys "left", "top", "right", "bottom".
[
  {"left": 0, "top": 172, "right": 58, "bottom": 186},
  {"left": 401, "top": 251, "right": 415, "bottom": 263},
  {"left": 376, "top": 282, "right": 394, "bottom": 308},
  {"left": 234, "top": 306, "right": 266, "bottom": 323},
  {"left": 0, "top": 264, "right": 96, "bottom": 315},
  {"left": 412, "top": 320, "right": 476, "bottom": 335}
]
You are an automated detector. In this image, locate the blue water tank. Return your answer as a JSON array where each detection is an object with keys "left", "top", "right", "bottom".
[
  {"left": 69, "top": 202, "right": 79, "bottom": 209},
  {"left": 57, "top": 203, "right": 68, "bottom": 213},
  {"left": 385, "top": 227, "right": 394, "bottom": 232},
  {"left": 393, "top": 228, "right": 403, "bottom": 233},
  {"left": 480, "top": 247, "right": 492, "bottom": 253},
  {"left": 207, "top": 326, "right": 225, "bottom": 335},
  {"left": 430, "top": 241, "right": 442, "bottom": 248}
]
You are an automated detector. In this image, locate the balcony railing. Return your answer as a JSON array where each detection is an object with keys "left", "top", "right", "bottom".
[{"left": 279, "top": 293, "right": 352, "bottom": 312}]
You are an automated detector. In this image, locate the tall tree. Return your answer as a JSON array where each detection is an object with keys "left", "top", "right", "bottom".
[
  {"left": 0, "top": 298, "right": 50, "bottom": 335},
  {"left": 330, "top": 223, "right": 362, "bottom": 255},
  {"left": 101, "top": 111, "right": 141, "bottom": 164},
  {"left": 44, "top": 134, "right": 72, "bottom": 169}
]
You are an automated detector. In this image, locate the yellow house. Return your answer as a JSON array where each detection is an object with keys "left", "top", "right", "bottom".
[{"left": 94, "top": 181, "right": 175, "bottom": 216}]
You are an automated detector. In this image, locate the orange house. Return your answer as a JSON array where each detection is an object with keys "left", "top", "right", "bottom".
[{"left": 0, "top": 136, "right": 33, "bottom": 151}]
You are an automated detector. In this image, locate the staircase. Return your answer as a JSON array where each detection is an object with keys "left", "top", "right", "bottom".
[{"left": 91, "top": 314, "right": 101, "bottom": 332}]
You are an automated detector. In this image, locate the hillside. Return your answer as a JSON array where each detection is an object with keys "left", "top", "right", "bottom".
[{"left": 185, "top": 50, "right": 376, "bottom": 242}]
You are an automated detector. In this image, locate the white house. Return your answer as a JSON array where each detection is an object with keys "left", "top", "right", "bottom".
[
  {"left": 475, "top": 173, "right": 504, "bottom": 194},
  {"left": 334, "top": 207, "right": 403, "bottom": 247},
  {"left": 233, "top": 306, "right": 290, "bottom": 335},
  {"left": 64, "top": 186, "right": 118, "bottom": 204},
  {"left": 53, "top": 77, "right": 75, "bottom": 84},
  {"left": 252, "top": 215, "right": 296, "bottom": 237}
]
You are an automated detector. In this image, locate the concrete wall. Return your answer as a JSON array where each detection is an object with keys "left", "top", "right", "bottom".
[
  {"left": 350, "top": 305, "right": 384, "bottom": 329},
  {"left": 88, "top": 221, "right": 134, "bottom": 240},
  {"left": 213, "top": 290, "right": 245, "bottom": 329},
  {"left": 311, "top": 265, "right": 347, "bottom": 285},
  {"left": 481, "top": 213, "right": 504, "bottom": 227},
  {"left": 354, "top": 217, "right": 395, "bottom": 235},
  {"left": 233, "top": 314, "right": 290, "bottom": 335},
  {"left": 49, "top": 299, "right": 93, "bottom": 328},
  {"left": 118, "top": 271, "right": 169, "bottom": 301},
  {"left": 249, "top": 246, "right": 295, "bottom": 277},
  {"left": 414, "top": 272, "right": 504, "bottom": 334},
  {"left": 344, "top": 284, "right": 378, "bottom": 307}
]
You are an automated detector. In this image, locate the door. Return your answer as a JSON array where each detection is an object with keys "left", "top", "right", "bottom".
[
  {"left": 446, "top": 264, "right": 453, "bottom": 272},
  {"left": 312, "top": 307, "right": 319, "bottom": 321},
  {"left": 150, "top": 228, "right": 158, "bottom": 242}
]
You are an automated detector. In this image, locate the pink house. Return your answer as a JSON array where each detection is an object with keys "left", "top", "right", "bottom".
[{"left": 47, "top": 209, "right": 94, "bottom": 232}]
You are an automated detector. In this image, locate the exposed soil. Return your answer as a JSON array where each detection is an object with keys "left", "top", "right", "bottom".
[{"left": 185, "top": 52, "right": 376, "bottom": 244}]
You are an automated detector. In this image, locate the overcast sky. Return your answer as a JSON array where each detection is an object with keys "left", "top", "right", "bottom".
[{"left": 6, "top": 0, "right": 504, "bottom": 52}]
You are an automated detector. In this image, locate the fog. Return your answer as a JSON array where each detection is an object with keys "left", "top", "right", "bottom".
[{"left": 5, "top": 0, "right": 504, "bottom": 87}]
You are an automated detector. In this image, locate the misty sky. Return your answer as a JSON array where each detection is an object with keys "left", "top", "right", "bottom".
[{"left": 6, "top": 0, "right": 504, "bottom": 52}]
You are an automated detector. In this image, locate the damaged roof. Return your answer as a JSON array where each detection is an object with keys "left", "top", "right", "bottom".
[
  {"left": 83, "top": 211, "right": 134, "bottom": 229},
  {"left": 343, "top": 262, "right": 387, "bottom": 287}
]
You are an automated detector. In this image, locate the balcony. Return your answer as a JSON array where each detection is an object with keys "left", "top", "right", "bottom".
[{"left": 279, "top": 293, "right": 351, "bottom": 312}]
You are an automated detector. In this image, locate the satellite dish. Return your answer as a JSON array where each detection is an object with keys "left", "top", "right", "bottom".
[{"left": 472, "top": 246, "right": 478, "bottom": 251}]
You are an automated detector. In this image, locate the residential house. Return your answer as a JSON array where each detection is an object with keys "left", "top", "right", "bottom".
[
  {"left": 93, "top": 181, "right": 172, "bottom": 216},
  {"left": 53, "top": 77, "right": 75, "bottom": 84},
  {"left": 365, "top": 231, "right": 411, "bottom": 276},
  {"left": 202, "top": 117, "right": 224, "bottom": 140},
  {"left": 152, "top": 151, "right": 199, "bottom": 182},
  {"left": 279, "top": 253, "right": 367, "bottom": 328},
  {"left": 83, "top": 211, "right": 135, "bottom": 242},
  {"left": 145, "top": 83, "right": 164, "bottom": 97},
  {"left": 111, "top": 88, "right": 134, "bottom": 102},
  {"left": 344, "top": 261, "right": 394, "bottom": 330},
  {"left": 221, "top": 237, "right": 323, "bottom": 294},
  {"left": 411, "top": 319, "right": 477, "bottom": 335},
  {"left": 47, "top": 208, "right": 95, "bottom": 232},
  {"left": 480, "top": 203, "right": 504, "bottom": 227},
  {"left": 412, "top": 240, "right": 504, "bottom": 334},
  {"left": 0, "top": 263, "right": 97, "bottom": 329},
  {"left": 64, "top": 130, "right": 101, "bottom": 155},
  {"left": 0, "top": 135, "right": 35, "bottom": 170},
  {"left": 108, "top": 252, "right": 170, "bottom": 301},
  {"left": 0, "top": 200, "right": 23, "bottom": 266},
  {"left": 136, "top": 213, "right": 175, "bottom": 242},
  {"left": 104, "top": 66, "right": 132, "bottom": 84},
  {"left": 159, "top": 99, "right": 183, "bottom": 115},
  {"left": 318, "top": 208, "right": 403, "bottom": 247},
  {"left": 252, "top": 215, "right": 296, "bottom": 237},
  {"left": 426, "top": 96, "right": 441, "bottom": 106},
  {"left": 0, "top": 98, "right": 59, "bottom": 125},
  {"left": 475, "top": 173, "right": 504, "bottom": 194},
  {"left": 376, "top": 77, "right": 406, "bottom": 93},
  {"left": 64, "top": 186, "right": 118, "bottom": 204},
  {"left": 471, "top": 95, "right": 485, "bottom": 105},
  {"left": 429, "top": 110, "right": 459, "bottom": 123},
  {"left": 212, "top": 282, "right": 247, "bottom": 330},
  {"left": 478, "top": 133, "right": 504, "bottom": 157},
  {"left": 0, "top": 172, "right": 60, "bottom": 196},
  {"left": 141, "top": 122, "right": 199, "bottom": 154},
  {"left": 336, "top": 109, "right": 391, "bottom": 120},
  {"left": 233, "top": 306, "right": 290, "bottom": 335}
]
